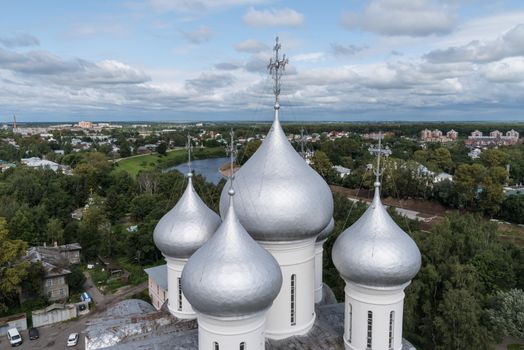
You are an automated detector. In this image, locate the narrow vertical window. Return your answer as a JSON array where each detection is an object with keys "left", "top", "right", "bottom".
[
  {"left": 388, "top": 311, "right": 395, "bottom": 350},
  {"left": 240, "top": 342, "right": 245, "bottom": 350},
  {"left": 213, "top": 341, "right": 219, "bottom": 350},
  {"left": 290, "top": 274, "right": 296, "bottom": 326},
  {"left": 348, "top": 303, "right": 353, "bottom": 343},
  {"left": 366, "top": 311, "right": 373, "bottom": 350},
  {"left": 178, "top": 278, "right": 183, "bottom": 311}
]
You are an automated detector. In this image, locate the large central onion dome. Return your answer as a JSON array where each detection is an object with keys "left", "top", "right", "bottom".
[
  {"left": 182, "top": 188, "right": 282, "bottom": 317},
  {"left": 153, "top": 174, "right": 221, "bottom": 259},
  {"left": 219, "top": 115, "right": 333, "bottom": 241},
  {"left": 332, "top": 183, "right": 421, "bottom": 287}
]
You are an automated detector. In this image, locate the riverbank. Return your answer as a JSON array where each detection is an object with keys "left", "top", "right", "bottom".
[{"left": 112, "top": 147, "right": 225, "bottom": 177}]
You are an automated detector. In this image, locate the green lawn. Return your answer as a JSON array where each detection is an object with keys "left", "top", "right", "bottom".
[
  {"left": 112, "top": 147, "right": 225, "bottom": 176},
  {"left": 508, "top": 345, "right": 524, "bottom": 350}
]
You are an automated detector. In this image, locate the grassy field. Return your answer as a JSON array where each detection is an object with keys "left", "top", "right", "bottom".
[{"left": 112, "top": 147, "right": 225, "bottom": 176}]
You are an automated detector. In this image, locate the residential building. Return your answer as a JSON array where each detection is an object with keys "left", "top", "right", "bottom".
[
  {"left": 466, "top": 129, "right": 520, "bottom": 147},
  {"left": 144, "top": 265, "right": 168, "bottom": 310},
  {"left": 446, "top": 129, "right": 458, "bottom": 140},
  {"left": 24, "top": 243, "right": 82, "bottom": 301},
  {"left": 333, "top": 165, "right": 351, "bottom": 178}
]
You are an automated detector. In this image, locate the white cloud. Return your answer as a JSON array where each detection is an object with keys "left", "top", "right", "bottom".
[
  {"left": 342, "top": 0, "right": 456, "bottom": 37},
  {"left": 331, "top": 43, "right": 367, "bottom": 57},
  {"left": 69, "top": 24, "right": 128, "bottom": 38},
  {"left": 235, "top": 39, "right": 268, "bottom": 53},
  {"left": 293, "top": 52, "right": 325, "bottom": 63},
  {"left": 0, "top": 47, "right": 150, "bottom": 85},
  {"left": 482, "top": 57, "right": 524, "bottom": 83},
  {"left": 146, "top": 0, "right": 267, "bottom": 13},
  {"left": 243, "top": 7, "right": 304, "bottom": 27},
  {"left": 186, "top": 73, "right": 235, "bottom": 92},
  {"left": 180, "top": 26, "right": 213, "bottom": 44},
  {"left": 0, "top": 34, "right": 39, "bottom": 48},
  {"left": 424, "top": 24, "right": 524, "bottom": 63}
]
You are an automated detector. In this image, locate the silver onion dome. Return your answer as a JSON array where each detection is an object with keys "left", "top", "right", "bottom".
[
  {"left": 182, "top": 188, "right": 282, "bottom": 317},
  {"left": 332, "top": 183, "right": 421, "bottom": 287},
  {"left": 317, "top": 217, "right": 335, "bottom": 242},
  {"left": 153, "top": 174, "right": 221, "bottom": 259},
  {"left": 219, "top": 114, "right": 333, "bottom": 241}
]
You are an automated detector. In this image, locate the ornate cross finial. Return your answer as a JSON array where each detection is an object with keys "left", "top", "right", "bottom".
[
  {"left": 368, "top": 132, "right": 391, "bottom": 186},
  {"left": 267, "top": 36, "right": 288, "bottom": 109},
  {"left": 225, "top": 128, "right": 237, "bottom": 189},
  {"left": 186, "top": 133, "right": 193, "bottom": 175}
]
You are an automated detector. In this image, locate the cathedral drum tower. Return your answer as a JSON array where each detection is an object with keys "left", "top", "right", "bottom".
[
  {"left": 332, "top": 137, "right": 421, "bottom": 350},
  {"left": 153, "top": 137, "right": 222, "bottom": 319},
  {"left": 182, "top": 182, "right": 282, "bottom": 350},
  {"left": 219, "top": 38, "right": 334, "bottom": 339}
]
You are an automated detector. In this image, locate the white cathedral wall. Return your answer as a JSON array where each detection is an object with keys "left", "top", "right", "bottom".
[
  {"left": 343, "top": 281, "right": 408, "bottom": 350},
  {"left": 197, "top": 311, "right": 266, "bottom": 350},
  {"left": 259, "top": 238, "right": 316, "bottom": 340},
  {"left": 314, "top": 239, "right": 326, "bottom": 303},
  {"left": 165, "top": 256, "right": 195, "bottom": 319}
]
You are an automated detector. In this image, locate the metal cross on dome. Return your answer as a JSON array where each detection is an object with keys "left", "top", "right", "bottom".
[
  {"left": 267, "top": 36, "right": 288, "bottom": 107},
  {"left": 225, "top": 128, "right": 237, "bottom": 186},
  {"left": 368, "top": 132, "right": 392, "bottom": 183},
  {"left": 186, "top": 133, "right": 193, "bottom": 174}
]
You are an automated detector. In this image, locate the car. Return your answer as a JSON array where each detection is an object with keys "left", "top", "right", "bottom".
[
  {"left": 7, "top": 328, "right": 23, "bottom": 347},
  {"left": 67, "top": 333, "right": 79, "bottom": 347},
  {"left": 28, "top": 327, "right": 39, "bottom": 340},
  {"left": 80, "top": 292, "right": 92, "bottom": 303}
]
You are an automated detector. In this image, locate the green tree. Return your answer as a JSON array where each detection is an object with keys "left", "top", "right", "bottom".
[
  {"left": 310, "top": 151, "right": 333, "bottom": 178},
  {"left": 487, "top": 289, "right": 524, "bottom": 339},
  {"left": 434, "top": 288, "right": 492, "bottom": 350},
  {"left": 238, "top": 139, "right": 261, "bottom": 165},
  {"left": 157, "top": 142, "right": 167, "bottom": 156},
  {"left": 0, "top": 218, "right": 29, "bottom": 313},
  {"left": 66, "top": 265, "right": 86, "bottom": 294},
  {"left": 20, "top": 262, "right": 45, "bottom": 300},
  {"left": 499, "top": 195, "right": 524, "bottom": 224},
  {"left": 479, "top": 148, "right": 509, "bottom": 168},
  {"left": 478, "top": 177, "right": 505, "bottom": 217},
  {"left": 428, "top": 148, "right": 453, "bottom": 172},
  {"left": 453, "top": 163, "right": 486, "bottom": 208},
  {"left": 46, "top": 218, "right": 64, "bottom": 244}
]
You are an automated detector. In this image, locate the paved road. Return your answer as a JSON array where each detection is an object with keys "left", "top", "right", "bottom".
[{"left": 0, "top": 275, "right": 147, "bottom": 350}]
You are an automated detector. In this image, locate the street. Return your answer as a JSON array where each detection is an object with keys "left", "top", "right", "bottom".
[{"left": 0, "top": 273, "right": 147, "bottom": 350}]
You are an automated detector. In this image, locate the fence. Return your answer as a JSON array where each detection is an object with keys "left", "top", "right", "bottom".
[{"left": 0, "top": 313, "right": 27, "bottom": 336}]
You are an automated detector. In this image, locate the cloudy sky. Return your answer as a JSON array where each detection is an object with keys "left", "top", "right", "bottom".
[{"left": 1, "top": 0, "right": 524, "bottom": 122}]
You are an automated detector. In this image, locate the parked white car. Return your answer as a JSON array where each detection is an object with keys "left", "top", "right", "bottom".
[
  {"left": 67, "top": 333, "right": 79, "bottom": 347},
  {"left": 7, "top": 328, "right": 23, "bottom": 347}
]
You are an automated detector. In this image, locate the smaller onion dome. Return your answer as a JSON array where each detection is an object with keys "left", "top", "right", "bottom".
[
  {"left": 316, "top": 217, "right": 335, "bottom": 242},
  {"left": 332, "top": 183, "right": 421, "bottom": 287},
  {"left": 153, "top": 174, "right": 221, "bottom": 259},
  {"left": 182, "top": 187, "right": 282, "bottom": 317}
]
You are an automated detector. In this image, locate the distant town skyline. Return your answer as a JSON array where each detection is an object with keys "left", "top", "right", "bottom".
[{"left": 1, "top": 0, "right": 524, "bottom": 122}]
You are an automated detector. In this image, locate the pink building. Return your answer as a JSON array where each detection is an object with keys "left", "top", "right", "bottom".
[
  {"left": 490, "top": 130, "right": 503, "bottom": 138},
  {"left": 144, "top": 265, "right": 168, "bottom": 310},
  {"left": 446, "top": 129, "right": 458, "bottom": 140},
  {"left": 432, "top": 129, "right": 443, "bottom": 137},
  {"left": 420, "top": 129, "right": 432, "bottom": 140}
]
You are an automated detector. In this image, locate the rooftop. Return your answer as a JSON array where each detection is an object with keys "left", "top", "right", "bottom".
[
  {"left": 88, "top": 287, "right": 416, "bottom": 350},
  {"left": 144, "top": 265, "right": 168, "bottom": 291},
  {"left": 25, "top": 246, "right": 72, "bottom": 277}
]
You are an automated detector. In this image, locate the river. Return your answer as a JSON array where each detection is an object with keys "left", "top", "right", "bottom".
[{"left": 165, "top": 157, "right": 229, "bottom": 185}]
